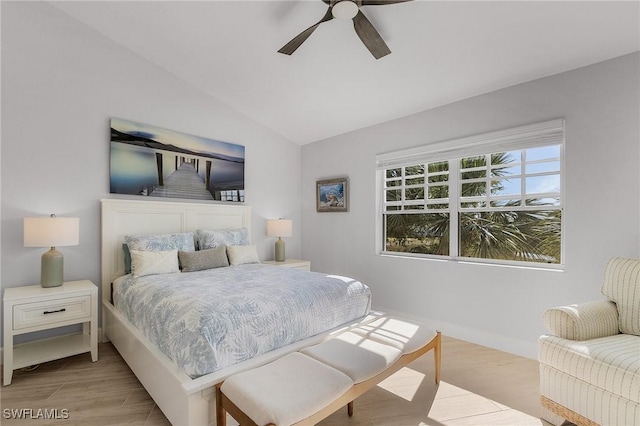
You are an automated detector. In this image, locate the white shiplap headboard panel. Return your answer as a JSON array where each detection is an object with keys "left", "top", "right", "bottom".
[{"left": 101, "top": 198, "right": 252, "bottom": 304}]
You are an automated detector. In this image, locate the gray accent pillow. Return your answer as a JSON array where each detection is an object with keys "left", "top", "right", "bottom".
[{"left": 179, "top": 246, "right": 229, "bottom": 272}]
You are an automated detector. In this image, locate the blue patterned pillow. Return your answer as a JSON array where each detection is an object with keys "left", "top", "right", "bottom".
[
  {"left": 125, "top": 232, "right": 195, "bottom": 253},
  {"left": 195, "top": 228, "right": 249, "bottom": 250}
]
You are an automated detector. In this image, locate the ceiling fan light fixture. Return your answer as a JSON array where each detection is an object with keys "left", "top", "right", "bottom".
[
  {"left": 279, "top": 0, "right": 412, "bottom": 58},
  {"left": 332, "top": 1, "right": 359, "bottom": 20}
]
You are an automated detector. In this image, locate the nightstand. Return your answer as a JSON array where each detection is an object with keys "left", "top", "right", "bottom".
[
  {"left": 262, "top": 259, "right": 311, "bottom": 271},
  {"left": 3, "top": 280, "right": 98, "bottom": 385}
]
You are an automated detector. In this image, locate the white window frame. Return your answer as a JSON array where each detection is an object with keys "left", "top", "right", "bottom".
[{"left": 375, "top": 119, "right": 565, "bottom": 269}]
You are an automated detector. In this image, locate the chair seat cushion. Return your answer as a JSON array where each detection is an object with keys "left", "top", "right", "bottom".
[
  {"left": 350, "top": 316, "right": 438, "bottom": 354},
  {"left": 538, "top": 333, "right": 640, "bottom": 401},
  {"left": 301, "top": 331, "right": 402, "bottom": 384},
  {"left": 221, "top": 352, "right": 352, "bottom": 426}
]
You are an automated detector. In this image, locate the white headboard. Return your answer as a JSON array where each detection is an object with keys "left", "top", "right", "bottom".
[{"left": 101, "top": 198, "right": 252, "bottom": 305}]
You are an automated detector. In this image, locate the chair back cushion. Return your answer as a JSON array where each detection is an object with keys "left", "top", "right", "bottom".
[{"left": 601, "top": 257, "right": 640, "bottom": 335}]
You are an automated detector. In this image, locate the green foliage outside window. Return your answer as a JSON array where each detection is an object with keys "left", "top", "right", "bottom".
[{"left": 384, "top": 149, "right": 562, "bottom": 264}]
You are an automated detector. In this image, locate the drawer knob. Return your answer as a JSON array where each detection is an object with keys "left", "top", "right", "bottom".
[{"left": 43, "top": 308, "right": 67, "bottom": 315}]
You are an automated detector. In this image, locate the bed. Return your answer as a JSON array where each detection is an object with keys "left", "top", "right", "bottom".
[{"left": 100, "top": 199, "right": 373, "bottom": 426}]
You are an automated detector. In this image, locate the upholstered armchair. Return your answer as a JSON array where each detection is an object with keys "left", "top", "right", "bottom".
[{"left": 538, "top": 257, "right": 640, "bottom": 426}]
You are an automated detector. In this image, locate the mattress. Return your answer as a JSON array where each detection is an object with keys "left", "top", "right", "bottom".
[{"left": 112, "top": 263, "right": 371, "bottom": 378}]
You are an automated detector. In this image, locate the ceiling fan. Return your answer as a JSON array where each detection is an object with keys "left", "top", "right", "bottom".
[{"left": 278, "top": 0, "right": 413, "bottom": 60}]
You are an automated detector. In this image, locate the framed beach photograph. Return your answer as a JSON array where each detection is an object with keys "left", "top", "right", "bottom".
[
  {"left": 110, "top": 118, "right": 245, "bottom": 202},
  {"left": 316, "top": 177, "right": 349, "bottom": 212}
]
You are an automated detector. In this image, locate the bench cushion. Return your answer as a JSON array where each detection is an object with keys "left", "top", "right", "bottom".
[
  {"left": 350, "top": 316, "right": 438, "bottom": 354},
  {"left": 220, "top": 352, "right": 352, "bottom": 426},
  {"left": 301, "top": 331, "right": 402, "bottom": 383}
]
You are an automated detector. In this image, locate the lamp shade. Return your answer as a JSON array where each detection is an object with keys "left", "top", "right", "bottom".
[
  {"left": 24, "top": 216, "right": 80, "bottom": 247},
  {"left": 267, "top": 219, "right": 292, "bottom": 238}
]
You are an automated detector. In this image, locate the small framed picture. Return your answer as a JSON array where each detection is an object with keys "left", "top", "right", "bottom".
[{"left": 316, "top": 177, "right": 349, "bottom": 212}]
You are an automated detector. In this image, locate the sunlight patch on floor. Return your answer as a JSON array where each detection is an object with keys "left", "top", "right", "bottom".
[
  {"left": 378, "top": 376, "right": 540, "bottom": 426},
  {"left": 419, "top": 381, "right": 542, "bottom": 425},
  {"left": 376, "top": 366, "right": 425, "bottom": 401}
]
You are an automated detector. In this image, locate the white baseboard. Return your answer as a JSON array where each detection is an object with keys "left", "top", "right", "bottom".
[{"left": 374, "top": 305, "right": 538, "bottom": 360}]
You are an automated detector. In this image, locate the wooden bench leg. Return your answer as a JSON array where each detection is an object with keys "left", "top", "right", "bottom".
[
  {"left": 347, "top": 401, "right": 354, "bottom": 417},
  {"left": 216, "top": 384, "right": 227, "bottom": 426},
  {"left": 434, "top": 331, "right": 441, "bottom": 384}
]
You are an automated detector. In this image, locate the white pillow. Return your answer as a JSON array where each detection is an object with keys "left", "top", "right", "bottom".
[
  {"left": 130, "top": 249, "right": 180, "bottom": 278},
  {"left": 226, "top": 245, "right": 260, "bottom": 266}
]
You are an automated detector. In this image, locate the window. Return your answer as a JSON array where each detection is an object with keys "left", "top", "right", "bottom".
[{"left": 377, "top": 120, "right": 564, "bottom": 267}]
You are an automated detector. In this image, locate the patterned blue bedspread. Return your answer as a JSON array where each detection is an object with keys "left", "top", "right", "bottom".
[{"left": 113, "top": 264, "right": 371, "bottom": 378}]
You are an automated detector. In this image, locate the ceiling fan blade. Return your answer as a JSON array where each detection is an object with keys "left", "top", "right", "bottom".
[
  {"left": 361, "top": 0, "right": 413, "bottom": 5},
  {"left": 353, "top": 10, "right": 391, "bottom": 59},
  {"left": 278, "top": 7, "right": 334, "bottom": 55}
]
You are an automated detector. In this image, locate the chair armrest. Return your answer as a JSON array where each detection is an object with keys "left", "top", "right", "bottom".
[{"left": 543, "top": 300, "right": 619, "bottom": 340}]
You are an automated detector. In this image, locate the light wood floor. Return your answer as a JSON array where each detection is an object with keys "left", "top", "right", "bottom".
[{"left": 1, "top": 336, "right": 552, "bottom": 426}]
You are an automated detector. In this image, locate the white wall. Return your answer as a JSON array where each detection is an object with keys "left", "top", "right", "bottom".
[
  {"left": 1, "top": 2, "right": 301, "bottom": 343},
  {"left": 301, "top": 53, "right": 640, "bottom": 359}
]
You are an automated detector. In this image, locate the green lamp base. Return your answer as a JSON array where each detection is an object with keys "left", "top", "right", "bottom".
[
  {"left": 41, "top": 248, "right": 64, "bottom": 288},
  {"left": 275, "top": 238, "right": 285, "bottom": 262}
]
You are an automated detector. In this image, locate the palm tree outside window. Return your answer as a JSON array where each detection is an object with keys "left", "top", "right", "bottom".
[{"left": 379, "top": 120, "right": 564, "bottom": 267}]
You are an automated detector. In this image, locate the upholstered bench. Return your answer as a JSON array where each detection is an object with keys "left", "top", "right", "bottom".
[{"left": 216, "top": 316, "right": 441, "bottom": 426}]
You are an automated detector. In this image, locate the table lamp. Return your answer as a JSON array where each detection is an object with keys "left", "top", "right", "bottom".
[
  {"left": 267, "top": 219, "right": 292, "bottom": 262},
  {"left": 24, "top": 214, "right": 80, "bottom": 288}
]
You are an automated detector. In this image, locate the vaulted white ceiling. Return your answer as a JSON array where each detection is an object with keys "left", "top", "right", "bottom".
[{"left": 51, "top": 1, "right": 640, "bottom": 145}]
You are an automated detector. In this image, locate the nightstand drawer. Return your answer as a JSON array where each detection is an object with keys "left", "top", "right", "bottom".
[{"left": 13, "top": 296, "right": 91, "bottom": 330}]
